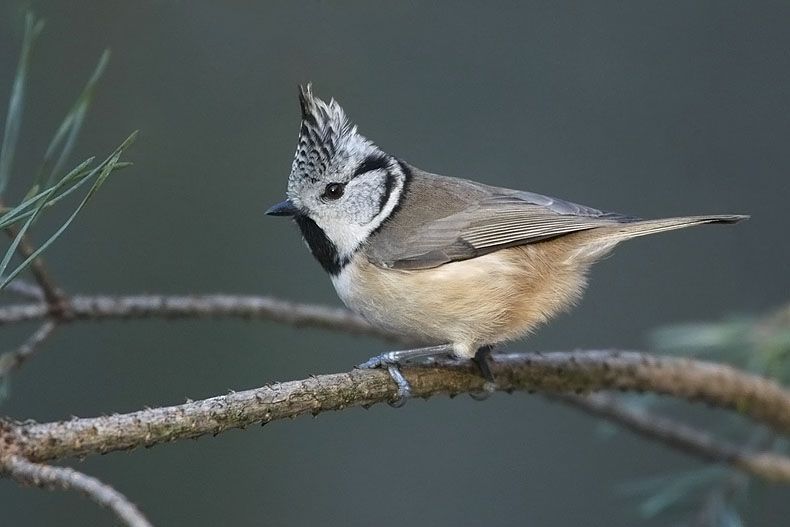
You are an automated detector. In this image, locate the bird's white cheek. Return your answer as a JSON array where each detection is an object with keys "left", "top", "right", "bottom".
[
  {"left": 321, "top": 222, "right": 369, "bottom": 259},
  {"left": 330, "top": 265, "right": 356, "bottom": 308}
]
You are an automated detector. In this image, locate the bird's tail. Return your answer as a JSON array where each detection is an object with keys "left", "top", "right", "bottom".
[
  {"left": 607, "top": 214, "right": 749, "bottom": 239},
  {"left": 573, "top": 214, "right": 749, "bottom": 261}
]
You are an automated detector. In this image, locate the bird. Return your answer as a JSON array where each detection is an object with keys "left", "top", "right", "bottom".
[{"left": 267, "top": 85, "right": 747, "bottom": 405}]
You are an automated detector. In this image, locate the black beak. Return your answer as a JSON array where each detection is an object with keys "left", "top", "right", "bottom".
[{"left": 265, "top": 199, "right": 299, "bottom": 217}]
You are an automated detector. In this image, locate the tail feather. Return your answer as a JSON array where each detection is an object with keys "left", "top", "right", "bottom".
[
  {"left": 610, "top": 214, "right": 749, "bottom": 239},
  {"left": 572, "top": 214, "right": 748, "bottom": 262}
]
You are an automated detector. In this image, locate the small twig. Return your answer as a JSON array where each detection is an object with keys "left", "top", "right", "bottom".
[
  {"left": 1, "top": 351, "right": 789, "bottom": 476},
  {"left": 555, "top": 393, "right": 790, "bottom": 482},
  {"left": 0, "top": 454, "right": 152, "bottom": 527},
  {"left": 0, "top": 319, "right": 58, "bottom": 376},
  {"left": 2, "top": 279, "right": 43, "bottom": 300},
  {"left": 0, "top": 226, "right": 65, "bottom": 378},
  {"left": 4, "top": 226, "right": 66, "bottom": 314}
]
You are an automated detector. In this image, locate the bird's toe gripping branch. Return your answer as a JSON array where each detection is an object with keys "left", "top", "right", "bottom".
[
  {"left": 357, "top": 344, "right": 498, "bottom": 406},
  {"left": 356, "top": 345, "right": 455, "bottom": 407}
]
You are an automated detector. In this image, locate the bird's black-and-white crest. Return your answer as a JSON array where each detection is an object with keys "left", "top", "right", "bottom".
[
  {"left": 282, "top": 85, "right": 407, "bottom": 275},
  {"left": 289, "top": 84, "right": 371, "bottom": 189}
]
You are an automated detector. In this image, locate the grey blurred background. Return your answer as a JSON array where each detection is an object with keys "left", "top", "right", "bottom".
[{"left": 1, "top": 1, "right": 788, "bottom": 525}]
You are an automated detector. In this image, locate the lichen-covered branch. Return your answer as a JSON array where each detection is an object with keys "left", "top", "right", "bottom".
[
  {"left": 2, "top": 351, "right": 789, "bottom": 477},
  {"left": 0, "top": 454, "right": 151, "bottom": 527}
]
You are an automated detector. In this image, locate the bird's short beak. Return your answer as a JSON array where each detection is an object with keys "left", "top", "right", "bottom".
[{"left": 265, "top": 199, "right": 299, "bottom": 217}]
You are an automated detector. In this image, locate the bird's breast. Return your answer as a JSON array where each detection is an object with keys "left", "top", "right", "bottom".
[{"left": 329, "top": 244, "right": 590, "bottom": 358}]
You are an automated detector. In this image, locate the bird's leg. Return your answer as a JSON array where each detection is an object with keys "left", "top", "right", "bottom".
[
  {"left": 472, "top": 345, "right": 496, "bottom": 382},
  {"left": 357, "top": 344, "right": 454, "bottom": 407},
  {"left": 469, "top": 345, "right": 497, "bottom": 401}
]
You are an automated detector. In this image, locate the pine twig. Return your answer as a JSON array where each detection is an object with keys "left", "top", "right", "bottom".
[
  {"left": 3, "top": 226, "right": 67, "bottom": 315},
  {"left": 1, "top": 226, "right": 67, "bottom": 376}
]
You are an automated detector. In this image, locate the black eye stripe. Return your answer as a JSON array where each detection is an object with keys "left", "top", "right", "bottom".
[{"left": 352, "top": 153, "right": 390, "bottom": 178}]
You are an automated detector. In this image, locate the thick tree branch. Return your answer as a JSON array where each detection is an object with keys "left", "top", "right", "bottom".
[
  {"left": 0, "top": 454, "right": 151, "bottom": 527},
  {"left": 555, "top": 394, "right": 790, "bottom": 482},
  {"left": 1, "top": 293, "right": 789, "bottom": 483},
  {"left": 1, "top": 292, "right": 788, "bottom": 485},
  {"left": 1, "top": 351, "right": 789, "bottom": 478}
]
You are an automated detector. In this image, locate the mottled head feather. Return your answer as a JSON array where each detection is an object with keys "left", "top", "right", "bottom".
[{"left": 289, "top": 84, "right": 367, "bottom": 188}]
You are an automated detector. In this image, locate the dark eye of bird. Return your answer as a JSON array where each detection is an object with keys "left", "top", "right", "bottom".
[{"left": 323, "top": 182, "right": 345, "bottom": 200}]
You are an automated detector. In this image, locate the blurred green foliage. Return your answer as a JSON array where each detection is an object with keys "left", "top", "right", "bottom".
[
  {"left": 0, "top": 13, "right": 135, "bottom": 291},
  {"left": 616, "top": 303, "right": 790, "bottom": 526},
  {"left": 653, "top": 304, "right": 790, "bottom": 383}
]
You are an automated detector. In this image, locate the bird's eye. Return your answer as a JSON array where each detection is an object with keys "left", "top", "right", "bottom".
[{"left": 323, "top": 183, "right": 345, "bottom": 200}]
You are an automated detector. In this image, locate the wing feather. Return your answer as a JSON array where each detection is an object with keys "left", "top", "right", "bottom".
[{"left": 365, "top": 168, "right": 634, "bottom": 270}]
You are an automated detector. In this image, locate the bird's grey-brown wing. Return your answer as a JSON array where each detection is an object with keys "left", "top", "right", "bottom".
[{"left": 365, "top": 167, "right": 634, "bottom": 270}]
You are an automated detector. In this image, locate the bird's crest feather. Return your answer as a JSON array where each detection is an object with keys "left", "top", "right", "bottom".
[{"left": 291, "top": 84, "right": 360, "bottom": 186}]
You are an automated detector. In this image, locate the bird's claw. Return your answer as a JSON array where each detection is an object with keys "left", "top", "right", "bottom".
[
  {"left": 357, "top": 352, "right": 412, "bottom": 407},
  {"left": 385, "top": 365, "right": 411, "bottom": 407}
]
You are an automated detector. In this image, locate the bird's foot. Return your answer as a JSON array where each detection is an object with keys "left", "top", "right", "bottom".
[{"left": 357, "top": 345, "right": 453, "bottom": 407}]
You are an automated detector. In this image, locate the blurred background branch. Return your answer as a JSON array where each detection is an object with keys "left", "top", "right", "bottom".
[
  {"left": 555, "top": 393, "right": 790, "bottom": 482},
  {"left": 0, "top": 293, "right": 393, "bottom": 336},
  {"left": 0, "top": 455, "right": 151, "bottom": 527}
]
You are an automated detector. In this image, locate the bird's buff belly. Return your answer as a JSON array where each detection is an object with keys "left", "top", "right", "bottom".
[{"left": 331, "top": 245, "right": 587, "bottom": 358}]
